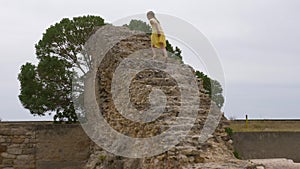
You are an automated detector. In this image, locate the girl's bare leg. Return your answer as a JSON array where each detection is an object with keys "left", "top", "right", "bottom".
[
  {"left": 152, "top": 45, "right": 157, "bottom": 58},
  {"left": 160, "top": 43, "right": 168, "bottom": 58}
]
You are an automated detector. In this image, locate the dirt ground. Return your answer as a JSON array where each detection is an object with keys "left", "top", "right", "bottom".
[{"left": 251, "top": 158, "right": 300, "bottom": 169}]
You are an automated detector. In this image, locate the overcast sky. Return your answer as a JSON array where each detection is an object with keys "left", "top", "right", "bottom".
[{"left": 0, "top": 0, "right": 299, "bottom": 121}]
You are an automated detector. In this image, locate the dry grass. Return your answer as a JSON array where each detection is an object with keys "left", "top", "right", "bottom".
[{"left": 229, "top": 120, "right": 300, "bottom": 132}]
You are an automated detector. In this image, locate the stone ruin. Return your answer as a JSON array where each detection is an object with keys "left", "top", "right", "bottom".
[{"left": 81, "top": 25, "right": 260, "bottom": 169}]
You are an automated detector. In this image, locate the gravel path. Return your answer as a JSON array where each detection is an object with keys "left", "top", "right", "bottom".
[{"left": 251, "top": 159, "right": 300, "bottom": 169}]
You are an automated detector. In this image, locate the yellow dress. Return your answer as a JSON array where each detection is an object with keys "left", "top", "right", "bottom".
[{"left": 150, "top": 18, "right": 166, "bottom": 48}]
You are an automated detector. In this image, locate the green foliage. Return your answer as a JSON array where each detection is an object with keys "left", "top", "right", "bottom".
[
  {"left": 124, "top": 19, "right": 151, "bottom": 34},
  {"left": 225, "top": 127, "right": 233, "bottom": 137},
  {"left": 166, "top": 40, "right": 183, "bottom": 62},
  {"left": 233, "top": 150, "right": 240, "bottom": 159},
  {"left": 195, "top": 71, "right": 211, "bottom": 94},
  {"left": 195, "top": 70, "right": 224, "bottom": 108},
  {"left": 210, "top": 79, "right": 225, "bottom": 108},
  {"left": 98, "top": 155, "right": 107, "bottom": 161},
  {"left": 18, "top": 63, "right": 44, "bottom": 116},
  {"left": 18, "top": 15, "right": 105, "bottom": 122},
  {"left": 35, "top": 15, "right": 104, "bottom": 72}
]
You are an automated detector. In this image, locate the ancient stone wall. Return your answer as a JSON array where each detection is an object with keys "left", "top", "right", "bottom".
[
  {"left": 0, "top": 122, "right": 91, "bottom": 169},
  {"left": 233, "top": 132, "right": 300, "bottom": 162},
  {"left": 0, "top": 122, "right": 36, "bottom": 169},
  {"left": 2, "top": 123, "right": 298, "bottom": 169}
]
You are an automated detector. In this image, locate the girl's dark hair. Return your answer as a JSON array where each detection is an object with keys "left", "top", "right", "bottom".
[{"left": 147, "top": 11, "right": 160, "bottom": 23}]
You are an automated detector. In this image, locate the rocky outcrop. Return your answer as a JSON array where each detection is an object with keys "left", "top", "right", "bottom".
[{"left": 83, "top": 25, "right": 257, "bottom": 169}]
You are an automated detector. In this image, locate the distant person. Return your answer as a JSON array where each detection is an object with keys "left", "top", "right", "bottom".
[{"left": 147, "top": 11, "right": 168, "bottom": 58}]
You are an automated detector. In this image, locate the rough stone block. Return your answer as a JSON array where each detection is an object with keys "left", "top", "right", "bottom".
[
  {"left": 1, "top": 152, "right": 16, "bottom": 159},
  {"left": 0, "top": 129, "right": 12, "bottom": 136},
  {"left": 7, "top": 144, "right": 20, "bottom": 149},
  {"left": 22, "top": 148, "right": 35, "bottom": 154},
  {"left": 0, "top": 145, "right": 7, "bottom": 152},
  {"left": 194, "top": 156, "right": 205, "bottom": 163},
  {"left": 256, "top": 166, "right": 265, "bottom": 169},
  {"left": 14, "top": 158, "right": 34, "bottom": 165},
  {"left": 2, "top": 158, "right": 14, "bottom": 165},
  {"left": 11, "top": 129, "right": 28, "bottom": 136},
  {"left": 16, "top": 154, "right": 34, "bottom": 160},
  {"left": 7, "top": 148, "right": 22, "bottom": 155},
  {"left": 0, "top": 137, "right": 6, "bottom": 142},
  {"left": 11, "top": 137, "right": 25, "bottom": 144}
]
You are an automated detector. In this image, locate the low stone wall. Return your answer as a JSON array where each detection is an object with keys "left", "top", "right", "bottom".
[
  {"left": 232, "top": 132, "right": 300, "bottom": 162},
  {"left": 0, "top": 122, "right": 91, "bottom": 169}
]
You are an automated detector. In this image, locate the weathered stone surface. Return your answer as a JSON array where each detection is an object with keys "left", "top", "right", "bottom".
[
  {"left": 233, "top": 132, "right": 300, "bottom": 162},
  {"left": 16, "top": 154, "right": 34, "bottom": 160},
  {"left": 22, "top": 147, "right": 35, "bottom": 154},
  {"left": 0, "top": 145, "right": 7, "bottom": 153},
  {"left": 2, "top": 158, "right": 13, "bottom": 165},
  {"left": 7, "top": 147, "right": 22, "bottom": 155},
  {"left": 35, "top": 124, "right": 90, "bottom": 169},
  {"left": 0, "top": 138, "right": 5, "bottom": 143},
  {"left": 11, "top": 137, "right": 25, "bottom": 144},
  {"left": 0, "top": 122, "right": 91, "bottom": 169},
  {"left": 1, "top": 152, "right": 16, "bottom": 159},
  {"left": 194, "top": 155, "right": 205, "bottom": 163},
  {"left": 84, "top": 25, "right": 254, "bottom": 169}
]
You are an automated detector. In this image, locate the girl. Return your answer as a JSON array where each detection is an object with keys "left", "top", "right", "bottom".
[{"left": 147, "top": 11, "right": 168, "bottom": 58}]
